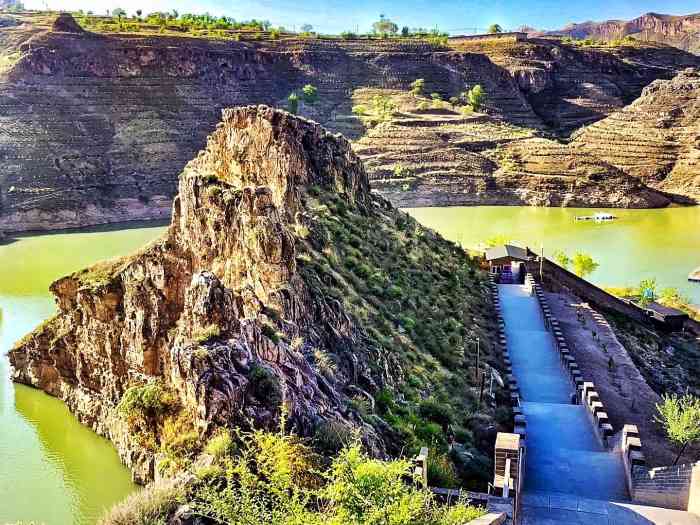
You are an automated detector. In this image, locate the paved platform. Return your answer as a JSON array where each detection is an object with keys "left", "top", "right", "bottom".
[{"left": 521, "top": 492, "right": 700, "bottom": 525}]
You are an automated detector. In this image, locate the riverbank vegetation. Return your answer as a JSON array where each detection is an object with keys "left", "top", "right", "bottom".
[
  {"left": 100, "top": 424, "right": 486, "bottom": 525},
  {"left": 603, "top": 279, "right": 700, "bottom": 321}
]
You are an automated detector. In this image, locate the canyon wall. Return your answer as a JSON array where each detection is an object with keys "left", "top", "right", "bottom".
[
  {"left": 548, "top": 12, "right": 700, "bottom": 55},
  {"left": 1, "top": 14, "right": 699, "bottom": 232}
]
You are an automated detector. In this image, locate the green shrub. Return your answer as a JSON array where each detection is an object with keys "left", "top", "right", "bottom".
[
  {"left": 287, "top": 92, "right": 299, "bottom": 114},
  {"left": 427, "top": 451, "right": 460, "bottom": 488},
  {"left": 192, "top": 323, "right": 221, "bottom": 344},
  {"left": 117, "top": 382, "right": 175, "bottom": 420},
  {"left": 419, "top": 398, "right": 454, "bottom": 429},
  {"left": 313, "top": 420, "right": 355, "bottom": 455},
  {"left": 205, "top": 429, "right": 233, "bottom": 459},
  {"left": 98, "top": 478, "right": 184, "bottom": 525},
  {"left": 301, "top": 84, "right": 318, "bottom": 104},
  {"left": 249, "top": 363, "right": 282, "bottom": 407},
  {"left": 410, "top": 78, "right": 425, "bottom": 96}
]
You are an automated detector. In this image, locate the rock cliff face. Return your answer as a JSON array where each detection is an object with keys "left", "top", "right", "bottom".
[
  {"left": 9, "top": 106, "right": 503, "bottom": 483},
  {"left": 1, "top": 13, "right": 698, "bottom": 232},
  {"left": 548, "top": 12, "right": 700, "bottom": 55},
  {"left": 570, "top": 69, "right": 700, "bottom": 199}
]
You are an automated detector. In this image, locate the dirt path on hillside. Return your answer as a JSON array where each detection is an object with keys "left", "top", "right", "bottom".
[{"left": 546, "top": 291, "right": 684, "bottom": 467}]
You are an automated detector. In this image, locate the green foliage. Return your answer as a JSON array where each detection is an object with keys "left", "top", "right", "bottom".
[
  {"left": 313, "top": 420, "right": 355, "bottom": 455},
  {"left": 193, "top": 429, "right": 319, "bottom": 524},
  {"left": 301, "top": 84, "right": 319, "bottom": 104},
  {"left": 488, "top": 23, "right": 503, "bottom": 34},
  {"left": 393, "top": 164, "right": 409, "bottom": 178},
  {"left": 297, "top": 188, "right": 502, "bottom": 481},
  {"left": 638, "top": 278, "right": 657, "bottom": 307},
  {"left": 98, "top": 478, "right": 184, "bottom": 525},
  {"left": 205, "top": 430, "right": 233, "bottom": 459},
  {"left": 427, "top": 450, "right": 460, "bottom": 488},
  {"left": 192, "top": 323, "right": 221, "bottom": 344},
  {"left": 571, "top": 251, "right": 600, "bottom": 279},
  {"left": 410, "top": 78, "right": 425, "bottom": 96},
  {"left": 552, "top": 250, "right": 571, "bottom": 269},
  {"left": 249, "top": 363, "right": 282, "bottom": 408},
  {"left": 419, "top": 398, "right": 454, "bottom": 430},
  {"left": 372, "top": 14, "right": 398, "bottom": 36},
  {"left": 117, "top": 382, "right": 176, "bottom": 420},
  {"left": 287, "top": 92, "right": 299, "bottom": 114},
  {"left": 351, "top": 104, "right": 368, "bottom": 116},
  {"left": 372, "top": 94, "right": 397, "bottom": 122},
  {"left": 341, "top": 31, "right": 357, "bottom": 39},
  {"left": 655, "top": 393, "right": 700, "bottom": 464},
  {"left": 466, "top": 85, "right": 486, "bottom": 111}
]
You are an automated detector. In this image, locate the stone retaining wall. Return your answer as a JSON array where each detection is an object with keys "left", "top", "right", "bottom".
[
  {"left": 629, "top": 459, "right": 700, "bottom": 512},
  {"left": 525, "top": 258, "right": 695, "bottom": 332},
  {"left": 448, "top": 32, "right": 528, "bottom": 44}
]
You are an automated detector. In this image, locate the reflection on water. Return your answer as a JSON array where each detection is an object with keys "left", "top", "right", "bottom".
[
  {"left": 0, "top": 223, "right": 166, "bottom": 524},
  {"left": 406, "top": 206, "right": 700, "bottom": 305}
]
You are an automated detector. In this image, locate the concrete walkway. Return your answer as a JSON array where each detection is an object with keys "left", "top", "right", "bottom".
[{"left": 497, "top": 284, "right": 700, "bottom": 525}]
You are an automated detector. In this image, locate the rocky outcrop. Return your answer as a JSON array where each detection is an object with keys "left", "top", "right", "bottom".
[
  {"left": 570, "top": 68, "right": 700, "bottom": 200},
  {"left": 547, "top": 12, "right": 700, "bottom": 55},
  {"left": 9, "top": 106, "right": 503, "bottom": 483}
]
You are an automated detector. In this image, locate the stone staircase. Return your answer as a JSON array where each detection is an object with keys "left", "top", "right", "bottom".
[{"left": 498, "top": 283, "right": 700, "bottom": 524}]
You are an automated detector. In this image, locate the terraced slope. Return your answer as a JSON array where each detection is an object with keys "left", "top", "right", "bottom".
[
  {"left": 450, "top": 38, "right": 700, "bottom": 133},
  {"left": 353, "top": 90, "right": 672, "bottom": 208},
  {"left": 571, "top": 68, "right": 700, "bottom": 199}
]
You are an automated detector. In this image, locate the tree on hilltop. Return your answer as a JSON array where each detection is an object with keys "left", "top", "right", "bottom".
[
  {"left": 112, "top": 7, "right": 126, "bottom": 18},
  {"left": 372, "top": 14, "right": 398, "bottom": 36},
  {"left": 300, "top": 23, "right": 313, "bottom": 33},
  {"left": 488, "top": 23, "right": 503, "bottom": 34}
]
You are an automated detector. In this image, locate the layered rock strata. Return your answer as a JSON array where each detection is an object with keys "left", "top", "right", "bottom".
[
  {"left": 1, "top": 13, "right": 699, "bottom": 231},
  {"left": 546, "top": 12, "right": 700, "bottom": 55}
]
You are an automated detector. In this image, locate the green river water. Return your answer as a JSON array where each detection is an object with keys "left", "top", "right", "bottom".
[
  {"left": 0, "top": 223, "right": 166, "bottom": 525},
  {"left": 406, "top": 206, "right": 700, "bottom": 306},
  {"left": 0, "top": 206, "right": 699, "bottom": 524}
]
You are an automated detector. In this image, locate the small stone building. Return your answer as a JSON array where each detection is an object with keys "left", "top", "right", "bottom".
[{"left": 485, "top": 245, "right": 532, "bottom": 283}]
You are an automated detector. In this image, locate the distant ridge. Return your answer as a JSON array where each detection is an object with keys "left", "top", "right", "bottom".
[{"left": 541, "top": 12, "right": 700, "bottom": 54}]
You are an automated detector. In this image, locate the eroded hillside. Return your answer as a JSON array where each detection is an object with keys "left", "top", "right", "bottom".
[
  {"left": 9, "top": 106, "right": 507, "bottom": 486},
  {"left": 1, "top": 13, "right": 699, "bottom": 232}
]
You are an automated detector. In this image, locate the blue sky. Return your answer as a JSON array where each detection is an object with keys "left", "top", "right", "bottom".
[{"left": 23, "top": 0, "right": 700, "bottom": 34}]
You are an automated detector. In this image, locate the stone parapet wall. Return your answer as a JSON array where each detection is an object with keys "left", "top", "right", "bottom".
[
  {"left": 524, "top": 273, "right": 616, "bottom": 445},
  {"left": 631, "top": 460, "right": 700, "bottom": 512}
]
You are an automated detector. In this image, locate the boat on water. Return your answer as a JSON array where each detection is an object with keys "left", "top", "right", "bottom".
[
  {"left": 689, "top": 266, "right": 700, "bottom": 282},
  {"left": 575, "top": 212, "right": 617, "bottom": 222}
]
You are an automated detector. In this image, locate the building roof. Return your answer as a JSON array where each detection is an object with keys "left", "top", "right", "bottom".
[
  {"left": 486, "top": 244, "right": 530, "bottom": 261},
  {"left": 645, "top": 301, "right": 688, "bottom": 320}
]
